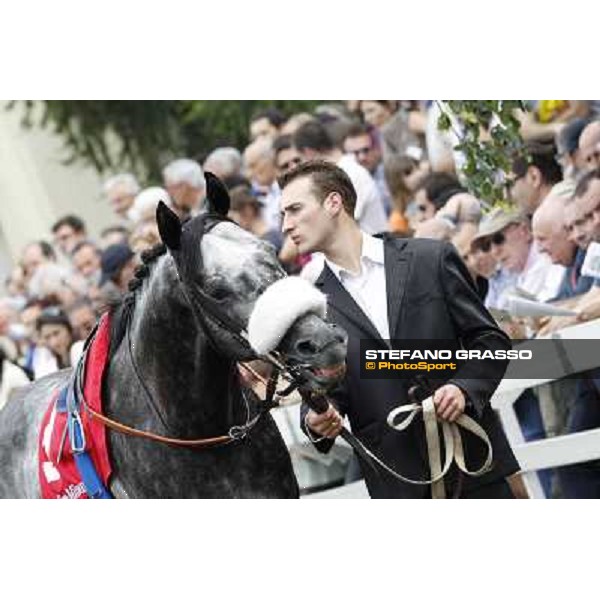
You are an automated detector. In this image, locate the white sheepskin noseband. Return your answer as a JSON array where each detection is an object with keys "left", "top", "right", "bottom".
[{"left": 247, "top": 276, "right": 327, "bottom": 355}]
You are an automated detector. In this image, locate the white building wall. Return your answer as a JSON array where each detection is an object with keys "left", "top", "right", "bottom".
[{"left": 0, "top": 102, "right": 118, "bottom": 289}]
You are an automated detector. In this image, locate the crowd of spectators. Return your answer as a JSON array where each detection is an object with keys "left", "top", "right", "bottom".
[{"left": 1, "top": 100, "right": 600, "bottom": 496}]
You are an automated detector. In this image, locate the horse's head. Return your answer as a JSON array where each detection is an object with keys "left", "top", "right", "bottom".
[{"left": 156, "top": 172, "right": 347, "bottom": 392}]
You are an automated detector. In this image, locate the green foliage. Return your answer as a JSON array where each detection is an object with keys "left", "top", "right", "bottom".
[
  {"left": 5, "top": 100, "right": 321, "bottom": 181},
  {"left": 437, "top": 100, "right": 527, "bottom": 210}
]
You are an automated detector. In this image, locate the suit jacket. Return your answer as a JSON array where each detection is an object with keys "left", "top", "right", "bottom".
[{"left": 302, "top": 235, "right": 519, "bottom": 498}]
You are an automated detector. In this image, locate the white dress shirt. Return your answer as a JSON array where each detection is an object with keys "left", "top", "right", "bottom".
[
  {"left": 325, "top": 233, "right": 390, "bottom": 340},
  {"left": 337, "top": 155, "right": 388, "bottom": 235},
  {"left": 516, "top": 241, "right": 565, "bottom": 302}
]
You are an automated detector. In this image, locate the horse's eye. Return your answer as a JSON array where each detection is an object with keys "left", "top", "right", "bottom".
[{"left": 210, "top": 285, "right": 229, "bottom": 301}]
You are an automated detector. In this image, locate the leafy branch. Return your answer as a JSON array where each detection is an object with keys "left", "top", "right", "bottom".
[{"left": 437, "top": 100, "right": 527, "bottom": 209}]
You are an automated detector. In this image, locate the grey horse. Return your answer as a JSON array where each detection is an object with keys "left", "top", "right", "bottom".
[{"left": 0, "top": 173, "right": 347, "bottom": 498}]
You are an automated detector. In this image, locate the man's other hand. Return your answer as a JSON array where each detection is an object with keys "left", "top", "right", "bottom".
[{"left": 433, "top": 384, "right": 466, "bottom": 422}]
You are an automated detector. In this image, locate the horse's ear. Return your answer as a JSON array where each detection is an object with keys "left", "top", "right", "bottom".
[
  {"left": 204, "top": 171, "right": 230, "bottom": 216},
  {"left": 156, "top": 201, "right": 182, "bottom": 250}
]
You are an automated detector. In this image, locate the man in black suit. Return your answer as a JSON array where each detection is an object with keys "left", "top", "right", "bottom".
[{"left": 279, "top": 160, "right": 520, "bottom": 498}]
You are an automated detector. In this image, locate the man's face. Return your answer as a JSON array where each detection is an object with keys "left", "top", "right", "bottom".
[
  {"left": 509, "top": 168, "right": 540, "bottom": 215},
  {"left": 245, "top": 153, "right": 276, "bottom": 188},
  {"left": 21, "top": 244, "right": 49, "bottom": 281},
  {"left": 68, "top": 306, "right": 97, "bottom": 341},
  {"left": 580, "top": 129, "right": 600, "bottom": 173},
  {"left": 360, "top": 101, "right": 391, "bottom": 128},
  {"left": 165, "top": 181, "right": 204, "bottom": 212},
  {"left": 280, "top": 177, "right": 335, "bottom": 255},
  {"left": 20, "top": 305, "right": 41, "bottom": 341},
  {"left": 106, "top": 183, "right": 135, "bottom": 217},
  {"left": 579, "top": 179, "right": 600, "bottom": 243},
  {"left": 54, "top": 224, "right": 83, "bottom": 255},
  {"left": 533, "top": 221, "right": 576, "bottom": 266},
  {"left": 469, "top": 242, "right": 498, "bottom": 279},
  {"left": 250, "top": 118, "right": 278, "bottom": 141},
  {"left": 565, "top": 198, "right": 592, "bottom": 249},
  {"left": 73, "top": 245, "right": 101, "bottom": 280},
  {"left": 490, "top": 223, "right": 531, "bottom": 272},
  {"left": 343, "top": 133, "right": 381, "bottom": 173},
  {"left": 275, "top": 148, "right": 302, "bottom": 177}
]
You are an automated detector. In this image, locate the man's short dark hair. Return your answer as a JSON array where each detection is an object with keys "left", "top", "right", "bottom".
[
  {"left": 223, "top": 174, "right": 252, "bottom": 191},
  {"left": 38, "top": 240, "right": 56, "bottom": 261},
  {"left": 71, "top": 240, "right": 100, "bottom": 257},
  {"left": 293, "top": 121, "right": 335, "bottom": 153},
  {"left": 278, "top": 160, "right": 357, "bottom": 216},
  {"left": 100, "top": 225, "right": 130, "bottom": 238},
  {"left": 273, "top": 134, "right": 294, "bottom": 158},
  {"left": 250, "top": 107, "right": 286, "bottom": 128},
  {"left": 51, "top": 214, "right": 86, "bottom": 234},
  {"left": 65, "top": 296, "right": 95, "bottom": 316},
  {"left": 229, "top": 185, "right": 261, "bottom": 216},
  {"left": 417, "top": 173, "right": 466, "bottom": 210},
  {"left": 574, "top": 167, "right": 600, "bottom": 199},
  {"left": 512, "top": 142, "right": 562, "bottom": 185}
]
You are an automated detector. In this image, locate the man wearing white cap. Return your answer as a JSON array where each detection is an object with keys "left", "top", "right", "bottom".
[{"left": 473, "top": 207, "right": 565, "bottom": 310}]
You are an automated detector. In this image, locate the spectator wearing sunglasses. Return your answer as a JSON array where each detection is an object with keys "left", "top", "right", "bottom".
[
  {"left": 472, "top": 208, "right": 564, "bottom": 311},
  {"left": 509, "top": 142, "right": 563, "bottom": 218},
  {"left": 476, "top": 207, "right": 563, "bottom": 496},
  {"left": 293, "top": 120, "right": 387, "bottom": 235},
  {"left": 470, "top": 215, "right": 517, "bottom": 311},
  {"left": 343, "top": 123, "right": 392, "bottom": 216}
]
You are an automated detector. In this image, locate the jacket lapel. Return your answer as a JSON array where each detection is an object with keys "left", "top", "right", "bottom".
[
  {"left": 314, "top": 264, "right": 383, "bottom": 342},
  {"left": 384, "top": 237, "right": 413, "bottom": 339}
]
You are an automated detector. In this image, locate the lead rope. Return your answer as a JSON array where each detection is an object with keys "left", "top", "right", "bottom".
[
  {"left": 386, "top": 397, "right": 494, "bottom": 498},
  {"left": 240, "top": 362, "right": 494, "bottom": 499}
]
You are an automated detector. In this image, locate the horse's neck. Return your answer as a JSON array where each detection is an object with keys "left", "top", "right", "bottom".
[{"left": 109, "top": 258, "right": 240, "bottom": 438}]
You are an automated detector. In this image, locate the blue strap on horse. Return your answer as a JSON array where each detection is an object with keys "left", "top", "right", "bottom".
[{"left": 62, "top": 369, "right": 113, "bottom": 499}]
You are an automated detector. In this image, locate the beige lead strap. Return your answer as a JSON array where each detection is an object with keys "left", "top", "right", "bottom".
[
  {"left": 422, "top": 398, "right": 446, "bottom": 499},
  {"left": 386, "top": 396, "right": 493, "bottom": 499}
]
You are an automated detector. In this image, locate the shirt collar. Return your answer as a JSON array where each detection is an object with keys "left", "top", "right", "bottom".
[{"left": 326, "top": 233, "right": 385, "bottom": 280}]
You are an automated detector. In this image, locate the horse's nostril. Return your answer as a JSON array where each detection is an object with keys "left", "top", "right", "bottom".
[{"left": 296, "top": 340, "right": 319, "bottom": 355}]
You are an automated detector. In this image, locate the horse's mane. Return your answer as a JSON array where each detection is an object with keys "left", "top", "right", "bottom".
[{"left": 108, "top": 243, "right": 167, "bottom": 359}]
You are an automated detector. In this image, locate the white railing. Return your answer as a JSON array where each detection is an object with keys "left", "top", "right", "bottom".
[{"left": 491, "top": 317, "right": 600, "bottom": 498}]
